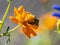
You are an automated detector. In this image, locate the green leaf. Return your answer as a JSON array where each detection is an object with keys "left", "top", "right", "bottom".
[
  {"left": 6, "top": 37, "right": 11, "bottom": 43},
  {"left": 6, "top": 33, "right": 11, "bottom": 43},
  {"left": 6, "top": 26, "right": 10, "bottom": 32},
  {"left": 3, "top": 26, "right": 10, "bottom": 36}
]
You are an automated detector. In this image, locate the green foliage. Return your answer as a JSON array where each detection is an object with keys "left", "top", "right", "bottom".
[
  {"left": 6, "top": 34, "right": 11, "bottom": 43},
  {"left": 7, "top": 0, "right": 12, "bottom": 2},
  {"left": 3, "top": 26, "right": 11, "bottom": 43}
]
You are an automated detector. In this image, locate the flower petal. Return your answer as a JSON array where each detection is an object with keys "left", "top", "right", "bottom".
[
  {"left": 14, "top": 7, "right": 19, "bottom": 16},
  {"left": 22, "top": 23, "right": 37, "bottom": 38},
  {"left": 9, "top": 16, "right": 19, "bottom": 24},
  {"left": 18, "top": 5, "right": 25, "bottom": 14}
]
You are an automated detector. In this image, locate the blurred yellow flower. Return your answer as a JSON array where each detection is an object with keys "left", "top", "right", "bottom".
[{"left": 9, "top": 5, "right": 39, "bottom": 38}]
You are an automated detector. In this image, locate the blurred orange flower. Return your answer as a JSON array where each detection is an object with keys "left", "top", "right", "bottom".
[
  {"left": 40, "top": 12, "right": 58, "bottom": 30},
  {"left": 39, "top": 0, "right": 49, "bottom": 4},
  {"left": 9, "top": 6, "right": 38, "bottom": 38}
]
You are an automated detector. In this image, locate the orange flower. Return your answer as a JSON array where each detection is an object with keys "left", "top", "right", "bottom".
[
  {"left": 9, "top": 5, "right": 39, "bottom": 38},
  {"left": 40, "top": 12, "right": 58, "bottom": 30}
]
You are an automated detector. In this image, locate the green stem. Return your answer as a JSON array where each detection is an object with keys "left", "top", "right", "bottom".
[
  {"left": 0, "top": 25, "right": 20, "bottom": 37},
  {"left": 0, "top": 2, "right": 11, "bottom": 30},
  {"left": 9, "top": 25, "right": 20, "bottom": 33},
  {"left": 57, "top": 19, "right": 60, "bottom": 33}
]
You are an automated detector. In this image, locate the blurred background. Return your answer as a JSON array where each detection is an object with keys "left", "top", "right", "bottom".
[{"left": 0, "top": 0, "right": 60, "bottom": 45}]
